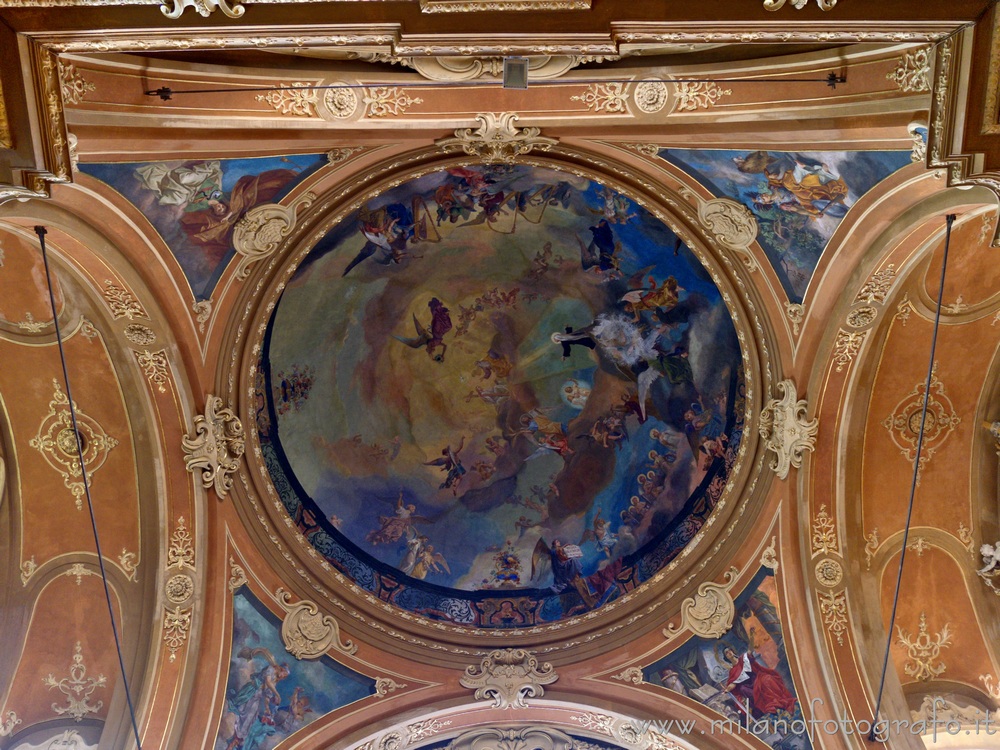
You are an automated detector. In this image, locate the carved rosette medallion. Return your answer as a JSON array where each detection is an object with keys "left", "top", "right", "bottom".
[
  {"left": 633, "top": 80, "right": 670, "bottom": 113},
  {"left": 29, "top": 379, "right": 119, "bottom": 510},
  {"left": 166, "top": 573, "right": 195, "bottom": 604},
  {"left": 881, "top": 363, "right": 960, "bottom": 483},
  {"left": 322, "top": 85, "right": 359, "bottom": 119},
  {"left": 665, "top": 567, "right": 738, "bottom": 640},
  {"left": 814, "top": 559, "right": 843, "bottom": 587},
  {"left": 182, "top": 395, "right": 245, "bottom": 499},
  {"left": 846, "top": 306, "right": 878, "bottom": 329},
  {"left": 123, "top": 324, "right": 156, "bottom": 346},
  {"left": 459, "top": 649, "right": 558, "bottom": 709},
  {"left": 436, "top": 112, "right": 558, "bottom": 165},
  {"left": 277, "top": 588, "right": 356, "bottom": 659},
  {"left": 759, "top": 379, "right": 818, "bottom": 480},
  {"left": 233, "top": 192, "right": 316, "bottom": 279}
]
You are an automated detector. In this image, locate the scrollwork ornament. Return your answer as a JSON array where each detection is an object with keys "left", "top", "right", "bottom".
[
  {"left": 459, "top": 648, "right": 558, "bottom": 708},
  {"left": 43, "top": 642, "right": 106, "bottom": 720},
  {"left": 896, "top": 612, "right": 952, "bottom": 681},
  {"left": 610, "top": 666, "right": 644, "bottom": 684},
  {"left": 760, "top": 536, "right": 779, "bottom": 571},
  {"left": 182, "top": 395, "right": 245, "bottom": 499},
  {"left": 228, "top": 556, "right": 247, "bottom": 591},
  {"left": 681, "top": 189, "right": 758, "bottom": 270},
  {"left": 0, "top": 711, "right": 20, "bottom": 737},
  {"left": 277, "top": 587, "right": 356, "bottom": 659},
  {"left": 763, "top": 0, "right": 836, "bottom": 9},
  {"left": 436, "top": 112, "right": 558, "bottom": 165},
  {"left": 759, "top": 379, "right": 818, "bottom": 480},
  {"left": 448, "top": 727, "right": 575, "bottom": 750},
  {"left": 232, "top": 192, "right": 316, "bottom": 279},
  {"left": 163, "top": 606, "right": 192, "bottom": 662},
  {"left": 374, "top": 676, "right": 406, "bottom": 697},
  {"left": 160, "top": 0, "right": 244, "bottom": 18},
  {"left": 664, "top": 567, "right": 738, "bottom": 640},
  {"left": 819, "top": 590, "right": 847, "bottom": 645}
]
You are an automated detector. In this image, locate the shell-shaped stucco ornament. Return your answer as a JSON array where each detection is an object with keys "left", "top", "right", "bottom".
[
  {"left": 182, "top": 395, "right": 245, "bottom": 499},
  {"left": 759, "top": 379, "right": 818, "bottom": 480},
  {"left": 459, "top": 648, "right": 558, "bottom": 709},
  {"left": 232, "top": 192, "right": 316, "bottom": 279},
  {"left": 277, "top": 588, "right": 357, "bottom": 659},
  {"left": 436, "top": 112, "right": 558, "bottom": 165},
  {"left": 664, "top": 567, "right": 739, "bottom": 640},
  {"left": 681, "top": 189, "right": 759, "bottom": 271},
  {"left": 448, "top": 727, "right": 575, "bottom": 750}
]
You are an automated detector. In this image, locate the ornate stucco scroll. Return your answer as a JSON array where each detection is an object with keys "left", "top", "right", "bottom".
[
  {"left": 447, "top": 727, "right": 575, "bottom": 750},
  {"left": 680, "top": 188, "right": 758, "bottom": 271},
  {"left": 436, "top": 113, "right": 557, "bottom": 165},
  {"left": 459, "top": 649, "right": 558, "bottom": 709},
  {"left": 276, "top": 588, "right": 357, "bottom": 659},
  {"left": 160, "top": 0, "right": 244, "bottom": 18},
  {"left": 759, "top": 379, "right": 818, "bottom": 480},
  {"left": 182, "top": 395, "right": 245, "bottom": 499},
  {"left": 232, "top": 192, "right": 316, "bottom": 279},
  {"left": 664, "top": 567, "right": 739, "bottom": 640}
]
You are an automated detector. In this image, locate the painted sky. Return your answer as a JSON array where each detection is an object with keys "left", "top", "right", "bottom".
[
  {"left": 660, "top": 149, "right": 912, "bottom": 303},
  {"left": 81, "top": 154, "right": 324, "bottom": 300}
]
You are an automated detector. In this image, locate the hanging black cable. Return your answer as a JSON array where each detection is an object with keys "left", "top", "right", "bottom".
[
  {"left": 867, "top": 213, "right": 955, "bottom": 742},
  {"left": 34, "top": 226, "right": 144, "bottom": 750},
  {"left": 144, "top": 72, "right": 846, "bottom": 100}
]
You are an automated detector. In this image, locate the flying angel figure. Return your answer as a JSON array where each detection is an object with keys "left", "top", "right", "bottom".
[
  {"left": 581, "top": 508, "right": 618, "bottom": 559},
  {"left": 394, "top": 297, "right": 452, "bottom": 362}
]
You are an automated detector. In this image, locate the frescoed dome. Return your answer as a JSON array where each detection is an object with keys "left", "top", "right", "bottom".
[{"left": 258, "top": 164, "right": 747, "bottom": 628}]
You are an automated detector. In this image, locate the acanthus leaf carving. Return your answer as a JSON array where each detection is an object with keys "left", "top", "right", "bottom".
[
  {"left": 459, "top": 648, "right": 558, "bottom": 709},
  {"left": 436, "top": 113, "right": 557, "bottom": 165},
  {"left": 446, "top": 726, "right": 575, "bottom": 750},
  {"left": 277, "top": 587, "right": 356, "bottom": 659},
  {"left": 182, "top": 395, "right": 245, "bottom": 499},
  {"left": 759, "top": 379, "right": 818, "bottom": 480},
  {"left": 896, "top": 612, "right": 952, "bottom": 681},
  {"left": 232, "top": 192, "right": 316, "bottom": 279},
  {"left": 163, "top": 605, "right": 192, "bottom": 662},
  {"left": 610, "top": 666, "right": 644, "bottom": 684},
  {"left": 664, "top": 566, "right": 738, "bottom": 640}
]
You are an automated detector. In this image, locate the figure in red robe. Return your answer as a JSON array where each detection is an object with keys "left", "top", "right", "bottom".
[{"left": 721, "top": 646, "right": 797, "bottom": 719}]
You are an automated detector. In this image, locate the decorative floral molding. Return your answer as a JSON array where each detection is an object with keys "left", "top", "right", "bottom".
[
  {"left": 680, "top": 188, "right": 758, "bottom": 271},
  {"left": 758, "top": 379, "right": 818, "bottom": 480},
  {"left": 881, "top": 362, "right": 960, "bottom": 484},
  {"left": 232, "top": 192, "right": 316, "bottom": 279},
  {"left": 977, "top": 541, "right": 1000, "bottom": 595},
  {"left": 182, "top": 395, "right": 245, "bottom": 499},
  {"left": 44, "top": 642, "right": 106, "bottom": 720},
  {"left": 673, "top": 80, "right": 731, "bottom": 111},
  {"left": 407, "top": 718, "right": 451, "bottom": 743},
  {"left": 811, "top": 504, "right": 838, "bottom": 557},
  {"left": 459, "top": 648, "right": 558, "bottom": 709},
  {"left": 447, "top": 727, "right": 575, "bottom": 750},
  {"left": 763, "top": 0, "right": 836, "bottom": 9},
  {"left": 819, "top": 590, "right": 847, "bottom": 645},
  {"left": 167, "top": 516, "right": 195, "bottom": 570},
  {"left": 102, "top": 279, "right": 147, "bottom": 320},
  {"left": 571, "top": 82, "right": 629, "bottom": 113},
  {"left": 255, "top": 82, "right": 319, "bottom": 117},
  {"left": 832, "top": 329, "right": 867, "bottom": 373},
  {"left": 29, "top": 379, "right": 119, "bottom": 510},
  {"left": 664, "top": 567, "right": 739, "bottom": 640},
  {"left": 855, "top": 264, "right": 896, "bottom": 304},
  {"left": 896, "top": 612, "right": 952, "bottom": 681},
  {"left": 228, "top": 555, "right": 247, "bottom": 592},
  {"left": 363, "top": 86, "right": 422, "bottom": 117},
  {"left": 375, "top": 676, "right": 406, "bottom": 697},
  {"left": 58, "top": 61, "right": 95, "bottom": 105},
  {"left": 571, "top": 712, "right": 615, "bottom": 736},
  {"left": 134, "top": 349, "right": 170, "bottom": 394},
  {"left": 864, "top": 528, "right": 879, "bottom": 570},
  {"left": 0, "top": 711, "right": 20, "bottom": 737},
  {"left": 610, "top": 666, "right": 644, "bottom": 684},
  {"left": 277, "top": 588, "right": 357, "bottom": 659},
  {"left": 163, "top": 605, "right": 192, "bottom": 662},
  {"left": 160, "top": 0, "right": 244, "bottom": 18},
  {"left": 437, "top": 113, "right": 557, "bottom": 165},
  {"left": 887, "top": 47, "right": 932, "bottom": 93}
]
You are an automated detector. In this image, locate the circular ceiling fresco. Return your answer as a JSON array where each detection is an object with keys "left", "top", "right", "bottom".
[{"left": 257, "top": 163, "right": 746, "bottom": 628}]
